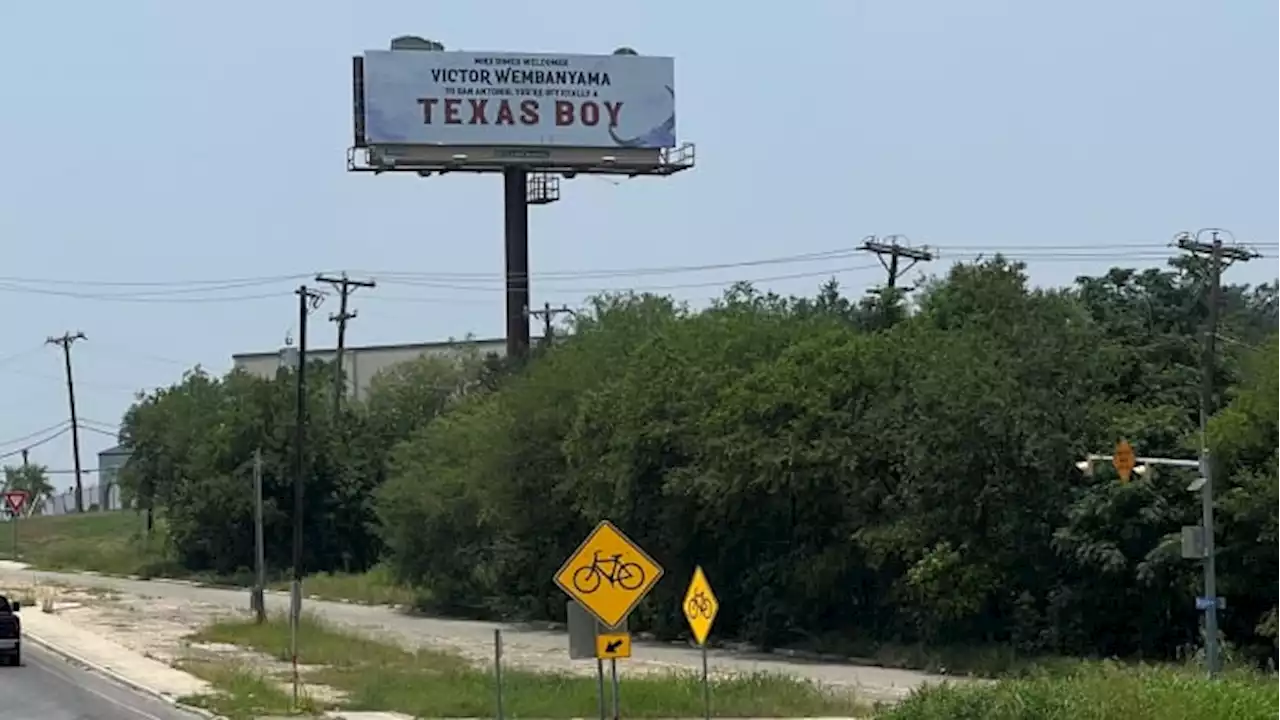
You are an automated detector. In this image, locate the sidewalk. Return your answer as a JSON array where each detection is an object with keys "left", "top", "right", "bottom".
[{"left": 21, "top": 607, "right": 212, "bottom": 700}]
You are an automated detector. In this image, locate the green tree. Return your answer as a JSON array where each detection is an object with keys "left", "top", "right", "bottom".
[
  {"left": 106, "top": 255, "right": 1277, "bottom": 668},
  {"left": 118, "top": 360, "right": 384, "bottom": 577},
  {"left": 2, "top": 464, "right": 54, "bottom": 515}
]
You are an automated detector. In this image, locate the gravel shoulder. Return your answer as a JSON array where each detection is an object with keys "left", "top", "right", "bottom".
[{"left": 0, "top": 562, "right": 950, "bottom": 703}]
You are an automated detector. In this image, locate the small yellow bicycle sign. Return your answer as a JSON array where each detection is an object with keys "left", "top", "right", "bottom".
[{"left": 682, "top": 566, "right": 719, "bottom": 645}]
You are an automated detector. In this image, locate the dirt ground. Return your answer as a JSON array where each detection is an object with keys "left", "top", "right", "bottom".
[
  {"left": 8, "top": 578, "right": 745, "bottom": 682},
  {"left": 5, "top": 578, "right": 349, "bottom": 703},
  {"left": 0, "top": 565, "right": 952, "bottom": 703}
]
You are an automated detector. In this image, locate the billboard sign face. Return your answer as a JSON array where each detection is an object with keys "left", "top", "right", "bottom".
[{"left": 361, "top": 50, "right": 676, "bottom": 149}]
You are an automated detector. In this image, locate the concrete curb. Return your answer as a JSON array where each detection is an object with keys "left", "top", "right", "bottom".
[{"left": 24, "top": 629, "right": 225, "bottom": 720}]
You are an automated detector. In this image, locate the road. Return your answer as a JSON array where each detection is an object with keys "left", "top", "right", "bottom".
[
  {"left": 0, "top": 566, "right": 949, "bottom": 701},
  {"left": 0, "top": 641, "right": 202, "bottom": 720}
]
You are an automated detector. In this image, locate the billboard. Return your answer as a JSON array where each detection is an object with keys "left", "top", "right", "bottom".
[{"left": 360, "top": 50, "right": 677, "bottom": 149}]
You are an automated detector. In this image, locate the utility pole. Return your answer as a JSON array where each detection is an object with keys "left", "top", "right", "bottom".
[
  {"left": 1174, "top": 228, "right": 1256, "bottom": 678},
  {"left": 46, "top": 331, "right": 87, "bottom": 513},
  {"left": 291, "top": 284, "right": 323, "bottom": 708},
  {"left": 527, "top": 302, "right": 576, "bottom": 344},
  {"left": 252, "top": 448, "right": 266, "bottom": 624},
  {"left": 20, "top": 449, "right": 29, "bottom": 518},
  {"left": 860, "top": 234, "right": 934, "bottom": 291},
  {"left": 315, "top": 273, "right": 376, "bottom": 415},
  {"left": 859, "top": 235, "right": 933, "bottom": 321}
]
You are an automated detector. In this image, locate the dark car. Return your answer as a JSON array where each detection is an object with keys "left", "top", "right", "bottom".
[{"left": 0, "top": 595, "right": 21, "bottom": 666}]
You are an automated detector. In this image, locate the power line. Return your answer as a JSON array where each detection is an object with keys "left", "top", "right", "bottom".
[
  {"left": 0, "top": 272, "right": 312, "bottom": 288},
  {"left": 360, "top": 247, "right": 867, "bottom": 282},
  {"left": 0, "top": 425, "right": 72, "bottom": 461},
  {"left": 77, "top": 423, "right": 120, "bottom": 439},
  {"left": 0, "top": 240, "right": 1263, "bottom": 293},
  {"left": 0, "top": 249, "right": 869, "bottom": 293},
  {"left": 0, "top": 346, "right": 47, "bottom": 369},
  {"left": 0, "top": 420, "right": 71, "bottom": 449},
  {"left": 0, "top": 365, "right": 144, "bottom": 395},
  {"left": 0, "top": 259, "right": 870, "bottom": 304},
  {"left": 372, "top": 264, "right": 885, "bottom": 296},
  {"left": 0, "top": 283, "right": 292, "bottom": 304},
  {"left": 86, "top": 340, "right": 193, "bottom": 368},
  {"left": 0, "top": 242, "right": 1268, "bottom": 306}
]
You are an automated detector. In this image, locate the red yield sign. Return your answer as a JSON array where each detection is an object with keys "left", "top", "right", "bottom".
[{"left": 3, "top": 490, "right": 28, "bottom": 517}]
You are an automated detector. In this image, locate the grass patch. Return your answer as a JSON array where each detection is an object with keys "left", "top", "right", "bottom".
[
  {"left": 15, "top": 512, "right": 415, "bottom": 608},
  {"left": 192, "top": 614, "right": 868, "bottom": 718},
  {"left": 269, "top": 563, "right": 416, "bottom": 607},
  {"left": 876, "top": 661, "right": 1278, "bottom": 720},
  {"left": 177, "top": 659, "right": 322, "bottom": 720},
  {"left": 796, "top": 632, "right": 1083, "bottom": 679},
  {"left": 9, "top": 511, "right": 174, "bottom": 576}
]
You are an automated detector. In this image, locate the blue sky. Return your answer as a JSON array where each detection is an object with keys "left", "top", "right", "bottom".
[{"left": 1, "top": 0, "right": 1275, "bottom": 490}]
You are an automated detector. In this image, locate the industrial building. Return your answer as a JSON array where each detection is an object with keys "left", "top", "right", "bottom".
[
  {"left": 97, "top": 444, "right": 131, "bottom": 510},
  {"left": 231, "top": 337, "right": 511, "bottom": 402}
]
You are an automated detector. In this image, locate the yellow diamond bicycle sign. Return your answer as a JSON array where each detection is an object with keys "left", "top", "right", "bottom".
[
  {"left": 554, "top": 520, "right": 664, "bottom": 629},
  {"left": 682, "top": 566, "right": 719, "bottom": 645}
]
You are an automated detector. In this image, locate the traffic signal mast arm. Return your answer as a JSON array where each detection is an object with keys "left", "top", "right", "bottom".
[{"left": 1080, "top": 453, "right": 1200, "bottom": 470}]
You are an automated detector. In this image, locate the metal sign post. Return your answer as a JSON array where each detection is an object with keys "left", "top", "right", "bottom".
[
  {"left": 567, "top": 601, "right": 629, "bottom": 720},
  {"left": 702, "top": 644, "right": 710, "bottom": 720},
  {"left": 610, "top": 657, "right": 620, "bottom": 720},
  {"left": 493, "top": 629, "right": 505, "bottom": 720},
  {"left": 290, "top": 580, "right": 301, "bottom": 707},
  {"left": 595, "top": 632, "right": 630, "bottom": 720},
  {"left": 595, "top": 659, "right": 606, "bottom": 720}
]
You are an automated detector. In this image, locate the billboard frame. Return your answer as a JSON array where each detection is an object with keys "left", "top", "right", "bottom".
[
  {"left": 346, "top": 143, "right": 694, "bottom": 178},
  {"left": 348, "top": 56, "right": 695, "bottom": 178}
]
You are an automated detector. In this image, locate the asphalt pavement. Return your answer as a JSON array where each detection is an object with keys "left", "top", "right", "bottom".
[{"left": 0, "top": 642, "right": 202, "bottom": 720}]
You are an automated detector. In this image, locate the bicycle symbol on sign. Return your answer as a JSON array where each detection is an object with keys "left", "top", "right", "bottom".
[
  {"left": 572, "top": 550, "right": 647, "bottom": 594},
  {"left": 685, "top": 590, "right": 714, "bottom": 619}
]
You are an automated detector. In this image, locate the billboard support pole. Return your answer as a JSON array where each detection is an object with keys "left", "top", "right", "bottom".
[{"left": 503, "top": 167, "right": 531, "bottom": 360}]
